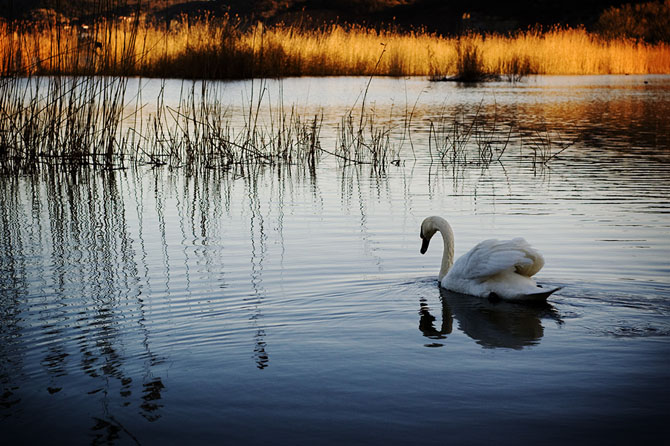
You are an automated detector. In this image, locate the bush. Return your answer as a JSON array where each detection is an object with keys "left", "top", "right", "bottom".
[
  {"left": 597, "top": 0, "right": 670, "bottom": 43},
  {"left": 450, "top": 39, "right": 498, "bottom": 82}
]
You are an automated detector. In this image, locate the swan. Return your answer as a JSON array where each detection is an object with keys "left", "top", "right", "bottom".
[{"left": 420, "top": 216, "right": 560, "bottom": 302}]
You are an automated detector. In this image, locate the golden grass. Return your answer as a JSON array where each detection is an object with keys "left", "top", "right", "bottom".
[{"left": 2, "top": 15, "right": 669, "bottom": 77}]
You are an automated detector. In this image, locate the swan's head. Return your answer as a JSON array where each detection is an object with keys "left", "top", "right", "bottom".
[{"left": 420, "top": 216, "right": 440, "bottom": 254}]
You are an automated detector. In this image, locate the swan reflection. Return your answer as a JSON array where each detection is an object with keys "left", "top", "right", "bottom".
[{"left": 419, "top": 287, "right": 562, "bottom": 349}]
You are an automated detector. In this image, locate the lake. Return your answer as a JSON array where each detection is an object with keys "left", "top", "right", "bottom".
[{"left": 1, "top": 76, "right": 669, "bottom": 445}]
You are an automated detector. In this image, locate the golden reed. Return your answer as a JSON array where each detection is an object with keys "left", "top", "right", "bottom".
[{"left": 2, "top": 15, "right": 669, "bottom": 77}]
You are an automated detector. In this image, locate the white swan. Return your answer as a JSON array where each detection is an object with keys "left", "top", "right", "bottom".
[{"left": 420, "top": 216, "right": 560, "bottom": 302}]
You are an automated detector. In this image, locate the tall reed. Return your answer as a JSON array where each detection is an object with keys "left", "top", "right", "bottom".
[
  {"left": 0, "top": 75, "right": 129, "bottom": 168},
  {"left": 2, "top": 17, "right": 669, "bottom": 78},
  {"left": 0, "top": 75, "right": 331, "bottom": 171}
]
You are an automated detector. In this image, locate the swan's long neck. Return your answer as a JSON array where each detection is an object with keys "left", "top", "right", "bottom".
[{"left": 435, "top": 218, "right": 455, "bottom": 281}]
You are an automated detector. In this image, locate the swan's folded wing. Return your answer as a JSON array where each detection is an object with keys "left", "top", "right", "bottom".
[{"left": 457, "top": 238, "right": 545, "bottom": 280}]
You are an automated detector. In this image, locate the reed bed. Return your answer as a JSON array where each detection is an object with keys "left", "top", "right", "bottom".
[
  {"left": 0, "top": 75, "right": 399, "bottom": 172},
  {"left": 427, "top": 102, "right": 517, "bottom": 167},
  {"left": 0, "top": 76, "right": 130, "bottom": 168},
  {"left": 1, "top": 71, "right": 581, "bottom": 174},
  {"left": 2, "top": 16, "right": 669, "bottom": 78}
]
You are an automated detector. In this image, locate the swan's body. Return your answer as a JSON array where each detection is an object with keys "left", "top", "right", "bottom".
[{"left": 420, "top": 216, "right": 560, "bottom": 302}]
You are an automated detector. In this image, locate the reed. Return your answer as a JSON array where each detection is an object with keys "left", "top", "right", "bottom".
[
  {"left": 424, "top": 101, "right": 577, "bottom": 171},
  {"left": 2, "top": 17, "right": 669, "bottom": 78},
  {"left": 0, "top": 75, "right": 331, "bottom": 171},
  {"left": 331, "top": 47, "right": 403, "bottom": 170},
  {"left": 430, "top": 38, "right": 502, "bottom": 82},
  {"left": 427, "top": 102, "right": 512, "bottom": 167},
  {"left": 115, "top": 78, "right": 326, "bottom": 170},
  {"left": 0, "top": 75, "right": 130, "bottom": 168},
  {"left": 0, "top": 71, "right": 577, "bottom": 174},
  {"left": 525, "top": 127, "right": 576, "bottom": 169}
]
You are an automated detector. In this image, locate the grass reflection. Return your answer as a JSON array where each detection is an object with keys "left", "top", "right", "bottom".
[{"left": 0, "top": 168, "right": 167, "bottom": 436}]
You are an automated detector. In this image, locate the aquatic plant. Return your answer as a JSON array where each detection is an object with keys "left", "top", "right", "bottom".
[
  {"left": 1, "top": 71, "right": 582, "bottom": 174},
  {"left": 332, "top": 46, "right": 403, "bottom": 170},
  {"left": 427, "top": 102, "right": 515, "bottom": 166},
  {"left": 525, "top": 127, "right": 575, "bottom": 169},
  {"left": 501, "top": 55, "right": 538, "bottom": 82},
  {"left": 0, "top": 75, "right": 130, "bottom": 169},
  {"left": 428, "top": 110, "right": 475, "bottom": 165},
  {"left": 0, "top": 74, "right": 400, "bottom": 172}
]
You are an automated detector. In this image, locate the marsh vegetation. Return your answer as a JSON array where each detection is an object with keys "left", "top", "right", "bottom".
[
  {"left": 2, "top": 15, "right": 669, "bottom": 79},
  {"left": 1, "top": 73, "right": 587, "bottom": 173},
  {"left": 0, "top": 2, "right": 667, "bottom": 172}
]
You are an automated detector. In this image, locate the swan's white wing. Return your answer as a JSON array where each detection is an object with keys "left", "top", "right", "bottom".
[{"left": 454, "top": 237, "right": 545, "bottom": 280}]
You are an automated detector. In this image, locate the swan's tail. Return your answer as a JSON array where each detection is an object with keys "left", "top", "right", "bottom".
[{"left": 506, "top": 286, "right": 562, "bottom": 303}]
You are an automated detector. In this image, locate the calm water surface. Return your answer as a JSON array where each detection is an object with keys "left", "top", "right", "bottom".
[{"left": 2, "top": 76, "right": 670, "bottom": 444}]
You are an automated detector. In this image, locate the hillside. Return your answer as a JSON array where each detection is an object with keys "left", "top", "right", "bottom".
[{"left": 0, "top": 0, "right": 659, "bottom": 34}]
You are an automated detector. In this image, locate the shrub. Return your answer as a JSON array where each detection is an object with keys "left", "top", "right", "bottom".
[{"left": 597, "top": 0, "right": 670, "bottom": 43}]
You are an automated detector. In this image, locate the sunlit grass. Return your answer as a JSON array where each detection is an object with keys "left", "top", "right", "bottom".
[{"left": 2, "top": 16, "right": 669, "bottom": 77}]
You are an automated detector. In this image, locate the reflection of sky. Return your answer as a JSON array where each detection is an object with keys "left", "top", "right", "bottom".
[{"left": 129, "top": 75, "right": 670, "bottom": 108}]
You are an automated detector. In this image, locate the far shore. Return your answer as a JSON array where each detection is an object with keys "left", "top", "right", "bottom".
[{"left": 2, "top": 16, "right": 669, "bottom": 79}]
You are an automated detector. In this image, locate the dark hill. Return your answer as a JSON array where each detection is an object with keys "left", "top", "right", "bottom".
[{"left": 0, "top": 0, "right": 658, "bottom": 35}]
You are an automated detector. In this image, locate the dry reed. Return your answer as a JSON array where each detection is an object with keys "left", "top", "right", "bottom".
[{"left": 2, "top": 16, "right": 669, "bottom": 78}]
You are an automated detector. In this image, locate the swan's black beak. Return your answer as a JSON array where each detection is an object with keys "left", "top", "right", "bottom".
[{"left": 420, "top": 235, "right": 430, "bottom": 255}]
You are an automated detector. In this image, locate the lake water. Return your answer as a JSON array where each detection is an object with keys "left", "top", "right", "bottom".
[{"left": 2, "top": 76, "right": 670, "bottom": 444}]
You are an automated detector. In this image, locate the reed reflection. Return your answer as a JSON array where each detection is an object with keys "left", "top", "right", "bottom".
[
  {"left": 420, "top": 287, "right": 562, "bottom": 349},
  {"left": 0, "top": 175, "right": 28, "bottom": 416},
  {"left": 0, "top": 168, "right": 167, "bottom": 430},
  {"left": 245, "top": 170, "right": 270, "bottom": 370}
]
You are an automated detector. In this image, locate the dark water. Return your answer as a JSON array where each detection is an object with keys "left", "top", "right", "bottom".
[{"left": 2, "top": 76, "right": 670, "bottom": 444}]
